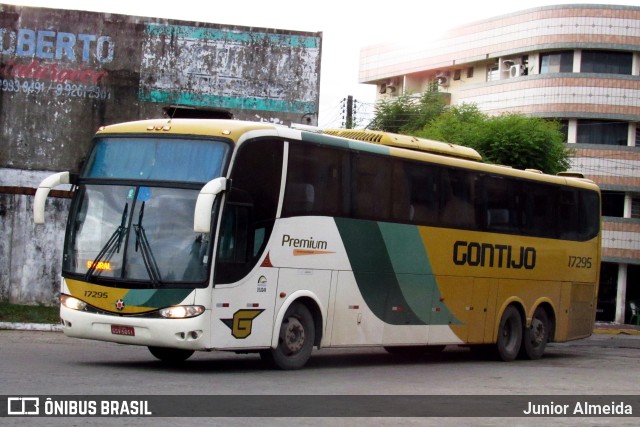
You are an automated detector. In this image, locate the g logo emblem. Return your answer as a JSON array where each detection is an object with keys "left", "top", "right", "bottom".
[{"left": 221, "top": 309, "right": 264, "bottom": 339}]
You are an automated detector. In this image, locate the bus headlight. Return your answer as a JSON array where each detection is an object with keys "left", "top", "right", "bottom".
[
  {"left": 61, "top": 294, "right": 87, "bottom": 311},
  {"left": 159, "top": 305, "right": 205, "bottom": 319}
]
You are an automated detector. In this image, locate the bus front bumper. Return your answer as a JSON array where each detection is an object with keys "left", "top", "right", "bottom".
[{"left": 59, "top": 305, "right": 211, "bottom": 350}]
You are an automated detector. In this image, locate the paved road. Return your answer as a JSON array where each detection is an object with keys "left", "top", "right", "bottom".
[{"left": 0, "top": 330, "right": 638, "bottom": 426}]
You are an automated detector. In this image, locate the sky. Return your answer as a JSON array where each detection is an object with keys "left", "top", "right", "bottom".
[{"left": 3, "top": 0, "right": 640, "bottom": 127}]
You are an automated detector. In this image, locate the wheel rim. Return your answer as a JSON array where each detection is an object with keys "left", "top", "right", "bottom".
[
  {"left": 530, "top": 318, "right": 546, "bottom": 346},
  {"left": 282, "top": 317, "right": 305, "bottom": 355}
]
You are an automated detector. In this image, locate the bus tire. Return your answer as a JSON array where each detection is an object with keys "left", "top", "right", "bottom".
[
  {"left": 148, "top": 346, "right": 194, "bottom": 363},
  {"left": 495, "top": 305, "right": 523, "bottom": 362},
  {"left": 520, "top": 306, "right": 549, "bottom": 360},
  {"left": 264, "top": 302, "right": 315, "bottom": 370}
]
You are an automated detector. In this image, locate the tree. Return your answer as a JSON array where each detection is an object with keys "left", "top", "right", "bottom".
[
  {"left": 416, "top": 103, "right": 485, "bottom": 147},
  {"left": 414, "top": 103, "right": 571, "bottom": 175},
  {"left": 471, "top": 114, "right": 572, "bottom": 175},
  {"left": 368, "top": 88, "right": 447, "bottom": 134}
]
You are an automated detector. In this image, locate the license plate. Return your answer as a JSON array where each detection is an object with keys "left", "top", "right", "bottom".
[{"left": 111, "top": 324, "right": 135, "bottom": 336}]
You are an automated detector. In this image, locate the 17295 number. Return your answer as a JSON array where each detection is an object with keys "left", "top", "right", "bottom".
[{"left": 568, "top": 256, "right": 592, "bottom": 268}]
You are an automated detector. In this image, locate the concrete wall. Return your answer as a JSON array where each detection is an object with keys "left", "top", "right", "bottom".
[{"left": 0, "top": 4, "right": 322, "bottom": 305}]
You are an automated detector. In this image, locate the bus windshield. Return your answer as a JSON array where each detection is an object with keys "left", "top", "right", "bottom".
[
  {"left": 62, "top": 136, "right": 231, "bottom": 286},
  {"left": 84, "top": 137, "right": 229, "bottom": 182}
]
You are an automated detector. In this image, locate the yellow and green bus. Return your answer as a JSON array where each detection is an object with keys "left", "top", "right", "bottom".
[{"left": 34, "top": 118, "right": 601, "bottom": 369}]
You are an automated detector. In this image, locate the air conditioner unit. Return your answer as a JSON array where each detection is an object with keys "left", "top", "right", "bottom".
[
  {"left": 436, "top": 75, "right": 450, "bottom": 86},
  {"left": 510, "top": 64, "right": 525, "bottom": 78},
  {"left": 435, "top": 71, "right": 450, "bottom": 87}
]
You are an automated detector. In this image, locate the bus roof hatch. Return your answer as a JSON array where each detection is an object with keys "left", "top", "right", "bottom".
[{"left": 323, "top": 129, "right": 482, "bottom": 161}]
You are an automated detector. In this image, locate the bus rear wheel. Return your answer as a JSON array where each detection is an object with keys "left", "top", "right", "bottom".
[
  {"left": 262, "top": 302, "right": 315, "bottom": 370},
  {"left": 520, "top": 306, "right": 549, "bottom": 360},
  {"left": 495, "top": 305, "right": 523, "bottom": 362},
  {"left": 148, "top": 346, "right": 194, "bottom": 363}
]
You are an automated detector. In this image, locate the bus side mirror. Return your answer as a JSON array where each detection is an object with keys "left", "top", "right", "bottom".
[
  {"left": 194, "top": 177, "right": 228, "bottom": 233},
  {"left": 34, "top": 171, "right": 70, "bottom": 224}
]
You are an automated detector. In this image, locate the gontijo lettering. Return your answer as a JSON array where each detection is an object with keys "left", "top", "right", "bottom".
[
  {"left": 453, "top": 240, "right": 536, "bottom": 269},
  {"left": 282, "top": 234, "right": 328, "bottom": 250}
]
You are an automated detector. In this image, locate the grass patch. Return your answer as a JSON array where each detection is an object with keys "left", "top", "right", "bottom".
[{"left": 0, "top": 302, "right": 59, "bottom": 324}]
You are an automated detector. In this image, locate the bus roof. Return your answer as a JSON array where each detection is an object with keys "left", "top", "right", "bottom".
[
  {"left": 95, "top": 118, "right": 276, "bottom": 143},
  {"left": 323, "top": 129, "right": 483, "bottom": 162},
  {"left": 94, "top": 118, "right": 598, "bottom": 192}
]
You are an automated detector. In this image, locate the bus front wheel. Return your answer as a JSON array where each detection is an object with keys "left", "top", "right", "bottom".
[
  {"left": 520, "top": 306, "right": 549, "bottom": 360},
  {"left": 495, "top": 305, "right": 523, "bottom": 362},
  {"left": 148, "top": 346, "right": 194, "bottom": 363},
  {"left": 262, "top": 302, "right": 315, "bottom": 370}
]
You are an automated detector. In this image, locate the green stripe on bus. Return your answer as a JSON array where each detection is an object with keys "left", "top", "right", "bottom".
[
  {"left": 123, "top": 288, "right": 193, "bottom": 309},
  {"left": 302, "top": 132, "right": 391, "bottom": 156},
  {"left": 378, "top": 222, "right": 435, "bottom": 323},
  {"left": 335, "top": 218, "right": 460, "bottom": 326}
]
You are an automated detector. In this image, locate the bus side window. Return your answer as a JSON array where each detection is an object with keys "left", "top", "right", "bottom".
[
  {"left": 441, "top": 168, "right": 477, "bottom": 229},
  {"left": 352, "top": 152, "right": 391, "bottom": 221},
  {"left": 214, "top": 138, "right": 283, "bottom": 284},
  {"left": 559, "top": 190, "right": 578, "bottom": 240},
  {"left": 579, "top": 190, "right": 601, "bottom": 240},
  {"left": 217, "top": 203, "right": 250, "bottom": 263},
  {"left": 284, "top": 183, "right": 315, "bottom": 214}
]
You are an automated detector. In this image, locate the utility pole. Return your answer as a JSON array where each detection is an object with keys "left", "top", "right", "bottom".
[{"left": 345, "top": 95, "right": 354, "bottom": 129}]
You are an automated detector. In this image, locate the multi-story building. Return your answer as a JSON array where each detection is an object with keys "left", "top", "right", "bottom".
[{"left": 359, "top": 4, "right": 640, "bottom": 325}]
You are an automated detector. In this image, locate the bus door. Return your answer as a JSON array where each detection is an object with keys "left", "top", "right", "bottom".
[
  {"left": 209, "top": 138, "right": 284, "bottom": 350},
  {"left": 470, "top": 277, "right": 498, "bottom": 343},
  {"left": 432, "top": 276, "right": 496, "bottom": 344}
]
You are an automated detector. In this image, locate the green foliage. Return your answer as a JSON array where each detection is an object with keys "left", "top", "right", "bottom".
[
  {"left": 369, "top": 90, "right": 447, "bottom": 134},
  {"left": 372, "top": 93, "right": 572, "bottom": 174},
  {"left": 416, "top": 103, "right": 486, "bottom": 147},
  {"left": 471, "top": 114, "right": 572, "bottom": 175},
  {"left": 0, "top": 301, "right": 59, "bottom": 324}
]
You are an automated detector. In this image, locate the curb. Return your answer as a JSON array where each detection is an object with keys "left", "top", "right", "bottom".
[
  {"left": 593, "top": 322, "right": 640, "bottom": 336},
  {"left": 593, "top": 328, "right": 640, "bottom": 336},
  {"left": 0, "top": 322, "right": 62, "bottom": 332}
]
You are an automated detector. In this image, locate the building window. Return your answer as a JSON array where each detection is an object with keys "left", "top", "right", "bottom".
[
  {"left": 552, "top": 119, "right": 569, "bottom": 142},
  {"left": 581, "top": 50, "right": 632, "bottom": 75},
  {"left": 597, "top": 262, "right": 618, "bottom": 322},
  {"left": 540, "top": 51, "right": 573, "bottom": 73},
  {"left": 453, "top": 69, "right": 461, "bottom": 81},
  {"left": 487, "top": 63, "right": 500, "bottom": 81},
  {"left": 576, "top": 119, "right": 628, "bottom": 146},
  {"left": 601, "top": 191, "right": 625, "bottom": 217},
  {"left": 467, "top": 67, "right": 474, "bottom": 78},
  {"left": 632, "top": 195, "right": 640, "bottom": 219}
]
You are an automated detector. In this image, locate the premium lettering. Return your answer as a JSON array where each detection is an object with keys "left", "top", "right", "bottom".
[
  {"left": 453, "top": 240, "right": 536, "bottom": 269},
  {"left": 282, "top": 234, "right": 327, "bottom": 250}
]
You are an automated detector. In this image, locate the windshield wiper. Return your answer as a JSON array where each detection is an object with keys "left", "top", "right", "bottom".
[
  {"left": 85, "top": 203, "right": 128, "bottom": 281},
  {"left": 133, "top": 201, "right": 163, "bottom": 286}
]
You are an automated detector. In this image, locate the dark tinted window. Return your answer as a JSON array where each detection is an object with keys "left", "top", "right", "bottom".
[
  {"left": 577, "top": 119, "right": 628, "bottom": 146},
  {"left": 601, "top": 191, "right": 625, "bottom": 217},
  {"left": 282, "top": 140, "right": 600, "bottom": 241},
  {"left": 283, "top": 142, "right": 349, "bottom": 217},
  {"left": 581, "top": 50, "right": 632, "bottom": 75},
  {"left": 215, "top": 138, "right": 283, "bottom": 284}
]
